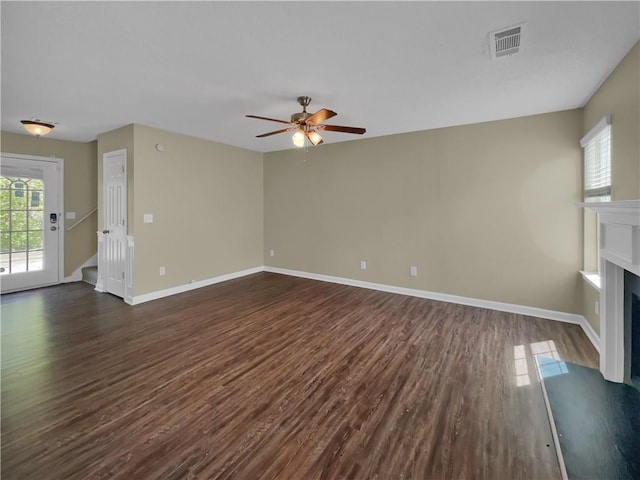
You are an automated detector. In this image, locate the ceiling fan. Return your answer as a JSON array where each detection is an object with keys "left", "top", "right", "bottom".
[{"left": 246, "top": 96, "right": 366, "bottom": 147}]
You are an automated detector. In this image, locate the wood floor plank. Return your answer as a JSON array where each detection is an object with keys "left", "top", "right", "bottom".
[{"left": 1, "top": 273, "right": 598, "bottom": 479}]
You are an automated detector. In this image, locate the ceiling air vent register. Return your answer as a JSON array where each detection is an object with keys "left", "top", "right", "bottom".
[{"left": 490, "top": 23, "right": 525, "bottom": 61}]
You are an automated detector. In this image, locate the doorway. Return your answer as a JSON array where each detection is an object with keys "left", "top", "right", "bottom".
[
  {"left": 0, "top": 154, "right": 63, "bottom": 293},
  {"left": 100, "top": 149, "right": 127, "bottom": 298}
]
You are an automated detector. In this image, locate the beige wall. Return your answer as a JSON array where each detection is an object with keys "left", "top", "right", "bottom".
[
  {"left": 265, "top": 109, "right": 584, "bottom": 314},
  {"left": 584, "top": 41, "right": 640, "bottom": 201},
  {"left": 131, "top": 124, "right": 263, "bottom": 296},
  {"left": 580, "top": 41, "right": 639, "bottom": 332},
  {"left": 1, "top": 131, "right": 97, "bottom": 276}
]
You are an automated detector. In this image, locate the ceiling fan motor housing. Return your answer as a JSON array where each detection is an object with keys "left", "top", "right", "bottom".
[
  {"left": 291, "top": 111, "right": 311, "bottom": 124},
  {"left": 292, "top": 96, "right": 313, "bottom": 123}
]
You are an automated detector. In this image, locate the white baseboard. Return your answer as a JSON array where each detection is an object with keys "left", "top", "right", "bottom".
[
  {"left": 128, "top": 266, "right": 264, "bottom": 305},
  {"left": 62, "top": 253, "right": 98, "bottom": 283},
  {"left": 577, "top": 316, "right": 601, "bottom": 353},
  {"left": 118, "top": 263, "right": 601, "bottom": 354},
  {"left": 264, "top": 266, "right": 601, "bottom": 353}
]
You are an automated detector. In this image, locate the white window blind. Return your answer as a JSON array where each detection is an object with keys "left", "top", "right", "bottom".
[{"left": 581, "top": 115, "right": 611, "bottom": 202}]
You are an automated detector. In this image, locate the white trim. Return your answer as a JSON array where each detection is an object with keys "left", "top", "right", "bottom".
[
  {"left": 57, "top": 160, "right": 65, "bottom": 283},
  {"left": 128, "top": 266, "right": 264, "bottom": 305},
  {"left": 95, "top": 231, "right": 105, "bottom": 292},
  {"left": 122, "top": 264, "right": 601, "bottom": 353},
  {"left": 125, "top": 236, "right": 134, "bottom": 305},
  {"left": 580, "top": 114, "right": 611, "bottom": 147},
  {"left": 62, "top": 253, "right": 97, "bottom": 283},
  {"left": 601, "top": 259, "right": 625, "bottom": 382},
  {"left": 579, "top": 314, "right": 601, "bottom": 353},
  {"left": 580, "top": 200, "right": 640, "bottom": 383},
  {"left": 580, "top": 271, "right": 601, "bottom": 291},
  {"left": 264, "top": 266, "right": 600, "bottom": 352},
  {"left": 0, "top": 152, "right": 64, "bottom": 287},
  {"left": 536, "top": 356, "right": 569, "bottom": 480}
]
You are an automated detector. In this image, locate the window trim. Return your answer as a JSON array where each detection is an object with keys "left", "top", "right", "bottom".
[{"left": 580, "top": 115, "right": 611, "bottom": 148}]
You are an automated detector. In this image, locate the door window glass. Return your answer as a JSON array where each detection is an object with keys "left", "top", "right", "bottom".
[{"left": 0, "top": 176, "right": 44, "bottom": 274}]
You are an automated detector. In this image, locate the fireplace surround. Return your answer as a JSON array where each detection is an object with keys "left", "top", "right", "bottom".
[{"left": 580, "top": 200, "right": 640, "bottom": 384}]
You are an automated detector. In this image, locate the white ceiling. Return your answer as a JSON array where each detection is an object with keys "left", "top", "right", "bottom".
[{"left": 2, "top": 1, "right": 639, "bottom": 153}]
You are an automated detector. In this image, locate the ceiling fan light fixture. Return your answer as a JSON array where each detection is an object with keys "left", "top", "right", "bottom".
[
  {"left": 21, "top": 120, "right": 55, "bottom": 137},
  {"left": 307, "top": 130, "right": 323, "bottom": 146},
  {"left": 292, "top": 129, "right": 305, "bottom": 147},
  {"left": 247, "top": 96, "right": 365, "bottom": 148}
]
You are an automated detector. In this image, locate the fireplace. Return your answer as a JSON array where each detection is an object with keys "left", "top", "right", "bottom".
[
  {"left": 580, "top": 200, "right": 640, "bottom": 384},
  {"left": 627, "top": 271, "right": 640, "bottom": 389}
]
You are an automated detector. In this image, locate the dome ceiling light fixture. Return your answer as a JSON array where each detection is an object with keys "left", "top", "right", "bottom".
[
  {"left": 246, "top": 96, "right": 366, "bottom": 148},
  {"left": 20, "top": 119, "right": 55, "bottom": 137}
]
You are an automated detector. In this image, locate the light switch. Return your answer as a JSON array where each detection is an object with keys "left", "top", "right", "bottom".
[
  {"left": 66, "top": 212, "right": 76, "bottom": 220},
  {"left": 143, "top": 213, "right": 153, "bottom": 223}
]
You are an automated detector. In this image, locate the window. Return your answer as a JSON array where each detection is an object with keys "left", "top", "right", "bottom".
[
  {"left": 581, "top": 115, "right": 611, "bottom": 202},
  {"left": 581, "top": 115, "right": 611, "bottom": 275},
  {"left": 0, "top": 175, "right": 45, "bottom": 274}
]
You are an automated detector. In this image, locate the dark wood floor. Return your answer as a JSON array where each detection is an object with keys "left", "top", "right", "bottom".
[{"left": 1, "top": 273, "right": 598, "bottom": 479}]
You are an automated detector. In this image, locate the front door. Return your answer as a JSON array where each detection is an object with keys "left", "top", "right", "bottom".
[
  {"left": 102, "top": 149, "right": 127, "bottom": 298},
  {"left": 1, "top": 154, "right": 62, "bottom": 293}
]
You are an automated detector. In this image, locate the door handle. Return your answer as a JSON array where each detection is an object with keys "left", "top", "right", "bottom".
[{"left": 102, "top": 229, "right": 110, "bottom": 234}]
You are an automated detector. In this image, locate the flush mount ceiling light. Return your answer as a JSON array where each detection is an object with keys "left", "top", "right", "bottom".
[
  {"left": 20, "top": 120, "right": 55, "bottom": 137},
  {"left": 246, "top": 96, "right": 366, "bottom": 148}
]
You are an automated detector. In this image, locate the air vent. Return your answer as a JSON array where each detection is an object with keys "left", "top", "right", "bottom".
[{"left": 490, "top": 23, "right": 525, "bottom": 61}]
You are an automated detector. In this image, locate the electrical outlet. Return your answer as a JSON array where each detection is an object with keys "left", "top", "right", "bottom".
[
  {"left": 410, "top": 266, "right": 418, "bottom": 276},
  {"left": 595, "top": 301, "right": 599, "bottom": 316},
  {"left": 159, "top": 266, "right": 166, "bottom": 276},
  {"left": 270, "top": 249, "right": 275, "bottom": 257},
  {"left": 360, "top": 261, "right": 367, "bottom": 270}
]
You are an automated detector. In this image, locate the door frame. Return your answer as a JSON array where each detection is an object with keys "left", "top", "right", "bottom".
[{"left": 0, "top": 152, "right": 65, "bottom": 290}]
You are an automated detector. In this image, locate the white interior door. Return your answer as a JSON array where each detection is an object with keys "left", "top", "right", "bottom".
[
  {"left": 102, "top": 149, "right": 127, "bottom": 298},
  {"left": 1, "top": 154, "right": 63, "bottom": 293}
]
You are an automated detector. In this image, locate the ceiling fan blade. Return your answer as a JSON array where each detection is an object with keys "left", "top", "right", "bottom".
[
  {"left": 256, "top": 127, "right": 295, "bottom": 138},
  {"left": 246, "top": 114, "right": 293, "bottom": 125},
  {"left": 304, "top": 108, "right": 337, "bottom": 125},
  {"left": 317, "top": 124, "right": 366, "bottom": 135}
]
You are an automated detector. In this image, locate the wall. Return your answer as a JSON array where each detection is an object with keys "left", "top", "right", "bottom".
[
  {"left": 584, "top": 41, "right": 640, "bottom": 202},
  {"left": 1, "top": 131, "right": 97, "bottom": 277},
  {"left": 265, "top": 109, "right": 584, "bottom": 314},
  {"left": 581, "top": 41, "right": 640, "bottom": 333},
  {"left": 131, "top": 124, "right": 263, "bottom": 296}
]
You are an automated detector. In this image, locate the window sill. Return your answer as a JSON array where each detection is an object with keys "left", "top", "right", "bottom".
[{"left": 580, "top": 271, "right": 601, "bottom": 291}]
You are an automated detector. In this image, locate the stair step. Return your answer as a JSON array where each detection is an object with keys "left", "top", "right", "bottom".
[{"left": 82, "top": 266, "right": 98, "bottom": 286}]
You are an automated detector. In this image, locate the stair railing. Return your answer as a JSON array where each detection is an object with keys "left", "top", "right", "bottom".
[{"left": 66, "top": 207, "right": 97, "bottom": 231}]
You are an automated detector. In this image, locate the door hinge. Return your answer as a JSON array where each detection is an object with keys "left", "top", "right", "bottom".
[
  {"left": 122, "top": 272, "right": 125, "bottom": 280},
  {"left": 122, "top": 165, "right": 125, "bottom": 174}
]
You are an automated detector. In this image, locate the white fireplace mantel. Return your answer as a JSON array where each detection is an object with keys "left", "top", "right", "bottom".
[{"left": 578, "top": 200, "right": 640, "bottom": 383}]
